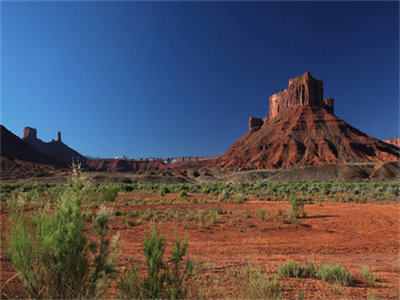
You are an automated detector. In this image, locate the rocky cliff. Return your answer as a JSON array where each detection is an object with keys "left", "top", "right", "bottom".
[
  {"left": 249, "top": 72, "right": 335, "bottom": 131},
  {"left": 269, "top": 72, "right": 334, "bottom": 119}
]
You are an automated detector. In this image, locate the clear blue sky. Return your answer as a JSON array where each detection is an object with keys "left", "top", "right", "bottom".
[{"left": 2, "top": 1, "right": 399, "bottom": 158}]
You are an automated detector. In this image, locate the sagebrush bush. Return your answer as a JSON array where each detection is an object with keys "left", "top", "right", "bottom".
[
  {"left": 361, "top": 267, "right": 379, "bottom": 287},
  {"left": 237, "top": 263, "right": 281, "bottom": 299},
  {"left": 289, "top": 194, "right": 305, "bottom": 221},
  {"left": 7, "top": 191, "right": 118, "bottom": 298},
  {"left": 118, "top": 226, "right": 194, "bottom": 299},
  {"left": 318, "top": 263, "right": 352, "bottom": 286},
  {"left": 278, "top": 260, "right": 304, "bottom": 278},
  {"left": 7, "top": 165, "right": 118, "bottom": 299}
]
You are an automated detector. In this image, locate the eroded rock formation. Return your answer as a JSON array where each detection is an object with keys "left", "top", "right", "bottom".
[
  {"left": 23, "top": 127, "right": 37, "bottom": 139},
  {"left": 268, "top": 71, "right": 334, "bottom": 119},
  {"left": 212, "top": 72, "right": 399, "bottom": 169},
  {"left": 22, "top": 127, "right": 87, "bottom": 165}
]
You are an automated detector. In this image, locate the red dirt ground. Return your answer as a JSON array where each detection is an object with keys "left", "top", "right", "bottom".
[{"left": 1, "top": 193, "right": 399, "bottom": 299}]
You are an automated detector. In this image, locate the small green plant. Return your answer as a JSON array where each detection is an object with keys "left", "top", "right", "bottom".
[
  {"left": 278, "top": 258, "right": 317, "bottom": 279},
  {"left": 361, "top": 267, "right": 379, "bottom": 287},
  {"left": 179, "top": 190, "right": 187, "bottom": 198},
  {"left": 259, "top": 208, "right": 265, "bottom": 220},
  {"left": 278, "top": 260, "right": 304, "bottom": 278},
  {"left": 288, "top": 194, "right": 305, "bottom": 221},
  {"left": 118, "top": 226, "right": 194, "bottom": 299},
  {"left": 159, "top": 186, "right": 169, "bottom": 196},
  {"left": 318, "top": 263, "right": 352, "bottom": 286},
  {"left": 237, "top": 263, "right": 281, "bottom": 299},
  {"left": 124, "top": 217, "right": 134, "bottom": 228},
  {"left": 332, "top": 285, "right": 342, "bottom": 294}
]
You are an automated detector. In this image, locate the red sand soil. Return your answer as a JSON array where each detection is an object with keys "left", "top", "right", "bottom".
[{"left": 1, "top": 193, "right": 399, "bottom": 299}]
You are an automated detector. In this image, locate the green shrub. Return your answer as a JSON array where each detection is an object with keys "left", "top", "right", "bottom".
[
  {"left": 237, "top": 264, "right": 281, "bottom": 299},
  {"left": 179, "top": 190, "right": 187, "bottom": 198},
  {"left": 361, "top": 267, "right": 379, "bottom": 287},
  {"left": 118, "top": 226, "right": 194, "bottom": 299},
  {"left": 278, "top": 260, "right": 304, "bottom": 278},
  {"left": 305, "top": 258, "right": 318, "bottom": 278},
  {"left": 7, "top": 191, "right": 117, "bottom": 299},
  {"left": 159, "top": 186, "right": 170, "bottom": 196},
  {"left": 247, "top": 269, "right": 281, "bottom": 299},
  {"left": 278, "top": 258, "right": 318, "bottom": 279},
  {"left": 99, "top": 185, "right": 118, "bottom": 202},
  {"left": 318, "top": 264, "right": 352, "bottom": 286},
  {"left": 288, "top": 194, "right": 305, "bottom": 221},
  {"left": 259, "top": 208, "right": 265, "bottom": 220}
]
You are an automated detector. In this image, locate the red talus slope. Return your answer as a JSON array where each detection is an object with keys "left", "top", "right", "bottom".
[{"left": 212, "top": 106, "right": 399, "bottom": 169}]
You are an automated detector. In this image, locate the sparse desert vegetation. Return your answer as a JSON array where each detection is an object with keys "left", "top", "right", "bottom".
[{"left": 1, "top": 172, "right": 399, "bottom": 299}]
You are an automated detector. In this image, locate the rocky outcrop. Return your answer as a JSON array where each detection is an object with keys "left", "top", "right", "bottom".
[
  {"left": 23, "top": 127, "right": 37, "bottom": 139},
  {"left": 22, "top": 127, "right": 87, "bottom": 165},
  {"left": 211, "top": 72, "right": 399, "bottom": 169},
  {"left": 269, "top": 72, "right": 334, "bottom": 118},
  {"left": 1, "top": 125, "right": 65, "bottom": 166},
  {"left": 249, "top": 117, "right": 266, "bottom": 132},
  {"left": 384, "top": 138, "right": 400, "bottom": 148}
]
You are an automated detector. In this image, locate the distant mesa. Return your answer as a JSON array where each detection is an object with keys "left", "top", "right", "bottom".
[
  {"left": 22, "top": 126, "right": 87, "bottom": 165},
  {"left": 212, "top": 71, "right": 399, "bottom": 169},
  {"left": 1, "top": 125, "right": 65, "bottom": 167}
]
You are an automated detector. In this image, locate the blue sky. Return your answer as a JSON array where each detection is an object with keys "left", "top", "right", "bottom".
[{"left": 2, "top": 1, "right": 399, "bottom": 158}]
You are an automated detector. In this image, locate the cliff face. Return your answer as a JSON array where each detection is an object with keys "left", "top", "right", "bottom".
[
  {"left": 269, "top": 72, "right": 334, "bottom": 119},
  {"left": 215, "top": 72, "right": 399, "bottom": 169},
  {"left": 249, "top": 72, "right": 335, "bottom": 131}
]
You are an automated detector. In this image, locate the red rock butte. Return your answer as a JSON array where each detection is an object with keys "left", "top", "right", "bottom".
[{"left": 213, "top": 72, "right": 399, "bottom": 169}]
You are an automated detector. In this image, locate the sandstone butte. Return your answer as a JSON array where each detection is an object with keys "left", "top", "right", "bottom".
[{"left": 211, "top": 72, "right": 399, "bottom": 169}]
